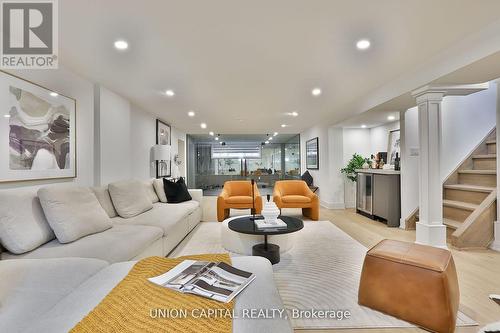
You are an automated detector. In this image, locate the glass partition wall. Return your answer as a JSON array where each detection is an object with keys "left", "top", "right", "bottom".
[{"left": 187, "top": 134, "right": 300, "bottom": 195}]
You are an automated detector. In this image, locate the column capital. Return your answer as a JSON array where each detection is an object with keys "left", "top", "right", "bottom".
[{"left": 412, "top": 83, "right": 488, "bottom": 103}]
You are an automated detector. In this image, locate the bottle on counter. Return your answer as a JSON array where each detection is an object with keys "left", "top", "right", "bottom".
[{"left": 394, "top": 152, "right": 400, "bottom": 171}]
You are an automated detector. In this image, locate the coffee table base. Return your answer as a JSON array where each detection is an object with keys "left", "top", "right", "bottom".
[{"left": 252, "top": 243, "right": 280, "bottom": 265}]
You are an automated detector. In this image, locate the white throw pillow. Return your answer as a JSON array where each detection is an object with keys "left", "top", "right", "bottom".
[
  {"left": 38, "top": 186, "right": 112, "bottom": 244},
  {"left": 143, "top": 179, "right": 160, "bottom": 203},
  {"left": 108, "top": 180, "right": 153, "bottom": 218},
  {"left": 0, "top": 189, "right": 55, "bottom": 254},
  {"left": 153, "top": 179, "right": 167, "bottom": 203},
  {"left": 91, "top": 186, "right": 118, "bottom": 218}
]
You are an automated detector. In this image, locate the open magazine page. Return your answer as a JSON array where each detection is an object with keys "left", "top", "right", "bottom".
[{"left": 148, "top": 260, "right": 255, "bottom": 303}]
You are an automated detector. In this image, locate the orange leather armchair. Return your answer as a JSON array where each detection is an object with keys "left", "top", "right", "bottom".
[
  {"left": 217, "top": 181, "right": 262, "bottom": 222},
  {"left": 273, "top": 180, "right": 319, "bottom": 220}
]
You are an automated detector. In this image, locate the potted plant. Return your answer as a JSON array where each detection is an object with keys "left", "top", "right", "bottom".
[{"left": 341, "top": 154, "right": 369, "bottom": 182}]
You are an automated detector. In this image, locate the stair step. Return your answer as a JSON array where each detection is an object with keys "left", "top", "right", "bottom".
[
  {"left": 443, "top": 199, "right": 478, "bottom": 211},
  {"left": 458, "top": 169, "right": 496, "bottom": 174},
  {"left": 472, "top": 154, "right": 496, "bottom": 159},
  {"left": 443, "top": 218, "right": 462, "bottom": 230},
  {"left": 444, "top": 184, "right": 495, "bottom": 193},
  {"left": 486, "top": 140, "right": 496, "bottom": 145}
]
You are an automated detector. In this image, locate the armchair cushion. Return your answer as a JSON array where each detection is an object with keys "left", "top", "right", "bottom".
[
  {"left": 226, "top": 196, "right": 253, "bottom": 204},
  {"left": 281, "top": 195, "right": 311, "bottom": 204}
]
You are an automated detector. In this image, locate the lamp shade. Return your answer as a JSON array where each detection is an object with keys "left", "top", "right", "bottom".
[{"left": 153, "top": 144, "right": 171, "bottom": 161}]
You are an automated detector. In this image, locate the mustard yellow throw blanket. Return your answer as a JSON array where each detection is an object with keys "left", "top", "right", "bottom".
[{"left": 71, "top": 254, "right": 233, "bottom": 333}]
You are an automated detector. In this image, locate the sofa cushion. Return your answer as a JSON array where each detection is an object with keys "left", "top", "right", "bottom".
[
  {"left": 163, "top": 177, "right": 192, "bottom": 203},
  {"left": 108, "top": 180, "right": 153, "bottom": 218},
  {"left": 143, "top": 179, "right": 159, "bottom": 203},
  {"left": 0, "top": 189, "right": 55, "bottom": 254},
  {"left": 113, "top": 201, "right": 199, "bottom": 235},
  {"left": 38, "top": 186, "right": 112, "bottom": 244},
  {"left": 153, "top": 179, "right": 167, "bottom": 203},
  {"left": 0, "top": 257, "right": 108, "bottom": 333},
  {"left": 91, "top": 186, "right": 118, "bottom": 218},
  {"left": 1, "top": 224, "right": 163, "bottom": 264}
]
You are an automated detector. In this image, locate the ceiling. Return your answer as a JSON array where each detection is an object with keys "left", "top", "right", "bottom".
[{"left": 59, "top": 0, "right": 500, "bottom": 134}]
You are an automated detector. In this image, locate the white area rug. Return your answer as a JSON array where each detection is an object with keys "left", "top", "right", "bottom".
[{"left": 170, "top": 221, "right": 477, "bottom": 329}]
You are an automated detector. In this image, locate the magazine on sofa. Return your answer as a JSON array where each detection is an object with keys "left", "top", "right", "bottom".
[{"left": 148, "top": 260, "right": 255, "bottom": 303}]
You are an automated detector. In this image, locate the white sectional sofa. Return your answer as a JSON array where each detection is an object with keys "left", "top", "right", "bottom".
[
  {"left": 0, "top": 178, "right": 293, "bottom": 333},
  {"left": 0, "top": 256, "right": 293, "bottom": 333},
  {"left": 0, "top": 179, "right": 203, "bottom": 262}
]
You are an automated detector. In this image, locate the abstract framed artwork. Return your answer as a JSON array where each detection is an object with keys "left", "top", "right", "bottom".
[
  {"left": 156, "top": 119, "right": 171, "bottom": 178},
  {"left": 306, "top": 137, "right": 319, "bottom": 170},
  {"left": 387, "top": 129, "right": 401, "bottom": 165},
  {"left": 0, "top": 71, "right": 76, "bottom": 183}
]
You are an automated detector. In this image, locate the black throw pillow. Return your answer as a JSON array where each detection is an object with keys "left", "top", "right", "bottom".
[
  {"left": 163, "top": 177, "right": 192, "bottom": 203},
  {"left": 301, "top": 170, "right": 314, "bottom": 186}
]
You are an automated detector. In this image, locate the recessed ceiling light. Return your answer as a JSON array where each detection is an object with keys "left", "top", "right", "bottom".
[
  {"left": 286, "top": 111, "right": 299, "bottom": 117},
  {"left": 387, "top": 115, "right": 396, "bottom": 121},
  {"left": 281, "top": 124, "right": 287, "bottom": 128},
  {"left": 311, "top": 88, "right": 322, "bottom": 96},
  {"left": 273, "top": 132, "right": 278, "bottom": 136},
  {"left": 215, "top": 137, "right": 219, "bottom": 141},
  {"left": 165, "top": 90, "right": 175, "bottom": 97},
  {"left": 361, "top": 124, "right": 367, "bottom": 128},
  {"left": 188, "top": 111, "right": 195, "bottom": 117},
  {"left": 50, "top": 92, "right": 58, "bottom": 97},
  {"left": 356, "top": 39, "right": 371, "bottom": 50},
  {"left": 268, "top": 137, "right": 273, "bottom": 141},
  {"left": 200, "top": 123, "right": 207, "bottom": 129},
  {"left": 4, "top": 114, "right": 10, "bottom": 118},
  {"left": 265, "top": 141, "right": 269, "bottom": 144},
  {"left": 209, "top": 131, "right": 214, "bottom": 136},
  {"left": 114, "top": 39, "right": 129, "bottom": 50}
]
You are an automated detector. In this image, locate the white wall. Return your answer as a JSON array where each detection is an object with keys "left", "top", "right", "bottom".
[
  {"left": 0, "top": 67, "right": 94, "bottom": 190},
  {"left": 130, "top": 105, "right": 156, "bottom": 179},
  {"left": 441, "top": 83, "right": 497, "bottom": 178},
  {"left": 370, "top": 121, "right": 400, "bottom": 154},
  {"left": 96, "top": 86, "right": 186, "bottom": 184},
  {"left": 400, "top": 107, "right": 419, "bottom": 223},
  {"left": 97, "top": 86, "right": 131, "bottom": 184},
  {"left": 129, "top": 106, "right": 187, "bottom": 180},
  {"left": 300, "top": 124, "right": 333, "bottom": 207}
]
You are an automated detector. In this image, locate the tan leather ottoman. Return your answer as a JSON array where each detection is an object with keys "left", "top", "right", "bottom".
[{"left": 358, "top": 239, "right": 459, "bottom": 333}]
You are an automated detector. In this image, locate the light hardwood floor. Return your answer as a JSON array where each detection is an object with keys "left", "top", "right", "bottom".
[{"left": 201, "top": 196, "right": 500, "bottom": 332}]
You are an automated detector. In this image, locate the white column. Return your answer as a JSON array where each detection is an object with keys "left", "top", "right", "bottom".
[
  {"left": 491, "top": 81, "right": 500, "bottom": 251},
  {"left": 413, "top": 90, "right": 447, "bottom": 248},
  {"left": 399, "top": 109, "right": 407, "bottom": 229}
]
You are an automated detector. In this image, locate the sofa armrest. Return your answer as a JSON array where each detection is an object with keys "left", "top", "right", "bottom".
[{"left": 188, "top": 189, "right": 203, "bottom": 203}]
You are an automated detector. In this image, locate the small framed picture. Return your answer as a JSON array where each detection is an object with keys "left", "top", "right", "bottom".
[
  {"left": 306, "top": 137, "right": 319, "bottom": 170},
  {"left": 387, "top": 129, "right": 401, "bottom": 165},
  {"left": 156, "top": 119, "right": 171, "bottom": 178}
]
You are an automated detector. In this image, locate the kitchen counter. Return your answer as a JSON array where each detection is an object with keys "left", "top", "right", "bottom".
[{"left": 355, "top": 168, "right": 401, "bottom": 175}]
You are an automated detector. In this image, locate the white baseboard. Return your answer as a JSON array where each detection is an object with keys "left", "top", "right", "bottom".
[
  {"left": 399, "top": 217, "right": 406, "bottom": 230},
  {"left": 320, "top": 200, "right": 346, "bottom": 210},
  {"left": 490, "top": 221, "right": 500, "bottom": 252}
]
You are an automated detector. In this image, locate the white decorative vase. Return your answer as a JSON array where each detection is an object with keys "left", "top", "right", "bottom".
[{"left": 261, "top": 200, "right": 280, "bottom": 224}]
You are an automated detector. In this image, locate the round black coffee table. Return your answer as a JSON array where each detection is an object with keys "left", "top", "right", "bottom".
[{"left": 228, "top": 216, "right": 303, "bottom": 264}]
